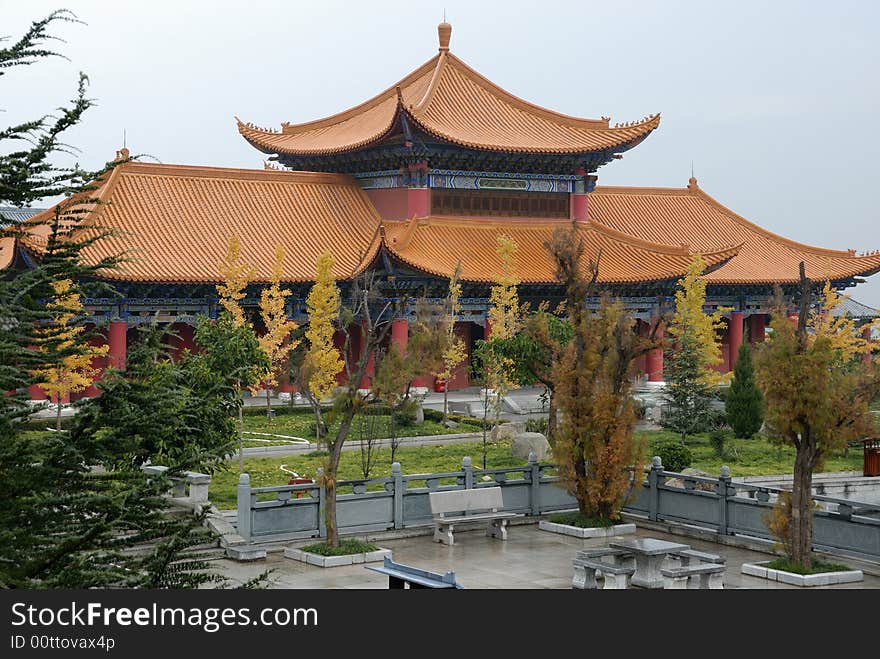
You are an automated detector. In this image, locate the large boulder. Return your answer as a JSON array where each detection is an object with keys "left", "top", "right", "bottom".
[
  {"left": 491, "top": 423, "right": 519, "bottom": 443},
  {"left": 511, "top": 432, "right": 551, "bottom": 461},
  {"left": 664, "top": 468, "right": 716, "bottom": 492}
]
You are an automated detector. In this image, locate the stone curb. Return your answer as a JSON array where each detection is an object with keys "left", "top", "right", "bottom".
[
  {"left": 741, "top": 561, "right": 864, "bottom": 586},
  {"left": 283, "top": 547, "right": 392, "bottom": 568},
  {"left": 538, "top": 520, "right": 637, "bottom": 538}
]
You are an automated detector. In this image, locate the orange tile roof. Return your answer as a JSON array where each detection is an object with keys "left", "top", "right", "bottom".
[
  {"left": 238, "top": 25, "right": 658, "bottom": 156},
  {"left": 0, "top": 236, "right": 16, "bottom": 271},
  {"left": 19, "top": 162, "right": 382, "bottom": 283},
  {"left": 589, "top": 178, "right": 880, "bottom": 284},
  {"left": 382, "top": 216, "right": 737, "bottom": 284}
]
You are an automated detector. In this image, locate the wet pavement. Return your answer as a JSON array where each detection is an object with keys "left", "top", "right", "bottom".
[{"left": 213, "top": 523, "right": 880, "bottom": 590}]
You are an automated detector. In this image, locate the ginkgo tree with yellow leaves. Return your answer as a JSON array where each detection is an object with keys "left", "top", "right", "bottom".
[
  {"left": 755, "top": 266, "right": 880, "bottom": 571},
  {"left": 436, "top": 262, "right": 468, "bottom": 421},
  {"left": 475, "top": 235, "right": 521, "bottom": 468},
  {"left": 301, "top": 250, "right": 343, "bottom": 442},
  {"left": 218, "top": 236, "right": 254, "bottom": 328},
  {"left": 663, "top": 255, "right": 729, "bottom": 442},
  {"left": 216, "top": 235, "right": 266, "bottom": 470},
  {"left": 253, "top": 245, "right": 299, "bottom": 419},
  {"left": 34, "top": 278, "right": 109, "bottom": 430}
]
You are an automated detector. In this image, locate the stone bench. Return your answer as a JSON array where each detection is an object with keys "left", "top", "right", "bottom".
[
  {"left": 573, "top": 548, "right": 636, "bottom": 589},
  {"left": 661, "top": 563, "right": 725, "bottom": 589},
  {"left": 428, "top": 487, "right": 519, "bottom": 545},
  {"left": 573, "top": 558, "right": 636, "bottom": 590},
  {"left": 366, "top": 556, "right": 463, "bottom": 589},
  {"left": 669, "top": 549, "right": 725, "bottom": 588}
]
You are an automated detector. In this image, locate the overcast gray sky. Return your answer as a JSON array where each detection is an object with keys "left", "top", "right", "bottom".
[{"left": 4, "top": 0, "right": 879, "bottom": 306}]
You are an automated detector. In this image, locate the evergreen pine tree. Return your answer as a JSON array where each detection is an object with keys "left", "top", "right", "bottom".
[
  {"left": 726, "top": 342, "right": 764, "bottom": 438},
  {"left": 0, "top": 12, "right": 234, "bottom": 589},
  {"left": 662, "top": 256, "right": 727, "bottom": 442},
  {"left": 662, "top": 331, "right": 715, "bottom": 442}
]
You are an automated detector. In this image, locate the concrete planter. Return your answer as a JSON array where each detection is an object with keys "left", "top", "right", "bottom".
[
  {"left": 741, "top": 561, "right": 863, "bottom": 587},
  {"left": 538, "top": 520, "right": 636, "bottom": 538},
  {"left": 283, "top": 546, "right": 392, "bottom": 568}
]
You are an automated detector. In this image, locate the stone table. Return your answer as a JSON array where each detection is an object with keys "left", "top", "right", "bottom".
[{"left": 609, "top": 538, "right": 690, "bottom": 588}]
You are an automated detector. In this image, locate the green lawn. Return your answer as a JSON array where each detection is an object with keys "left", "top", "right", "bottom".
[
  {"left": 210, "top": 439, "right": 523, "bottom": 509},
  {"left": 638, "top": 429, "right": 863, "bottom": 478},
  {"left": 240, "top": 408, "right": 481, "bottom": 443}
]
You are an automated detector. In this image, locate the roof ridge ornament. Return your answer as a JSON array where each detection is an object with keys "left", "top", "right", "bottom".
[{"left": 438, "top": 21, "right": 452, "bottom": 52}]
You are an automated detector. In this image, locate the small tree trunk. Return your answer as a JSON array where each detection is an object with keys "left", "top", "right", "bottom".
[
  {"left": 442, "top": 384, "right": 449, "bottom": 422},
  {"left": 265, "top": 386, "right": 273, "bottom": 421},
  {"left": 547, "top": 388, "right": 557, "bottom": 441},
  {"left": 324, "top": 477, "right": 338, "bottom": 547},
  {"left": 790, "top": 443, "right": 816, "bottom": 570},
  {"left": 575, "top": 457, "right": 589, "bottom": 515},
  {"left": 56, "top": 396, "right": 62, "bottom": 431}
]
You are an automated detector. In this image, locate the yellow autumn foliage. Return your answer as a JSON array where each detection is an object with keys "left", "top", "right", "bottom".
[
  {"left": 33, "top": 278, "right": 109, "bottom": 403},
  {"left": 255, "top": 245, "right": 299, "bottom": 391},
  {"left": 217, "top": 235, "right": 254, "bottom": 328},
  {"left": 668, "top": 255, "right": 729, "bottom": 384},
  {"left": 810, "top": 281, "right": 877, "bottom": 360},
  {"left": 437, "top": 262, "right": 467, "bottom": 383},
  {"left": 304, "top": 251, "right": 342, "bottom": 402}
]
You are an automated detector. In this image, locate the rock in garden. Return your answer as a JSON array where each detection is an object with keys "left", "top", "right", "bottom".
[
  {"left": 665, "top": 468, "right": 716, "bottom": 492},
  {"left": 413, "top": 404, "right": 425, "bottom": 425},
  {"left": 511, "top": 432, "right": 551, "bottom": 461},
  {"left": 442, "top": 420, "right": 459, "bottom": 429},
  {"left": 491, "top": 423, "right": 518, "bottom": 443}
]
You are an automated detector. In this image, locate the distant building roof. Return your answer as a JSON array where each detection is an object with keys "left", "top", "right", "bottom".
[
  {"left": 832, "top": 296, "right": 879, "bottom": 319},
  {"left": 0, "top": 207, "right": 46, "bottom": 225},
  {"left": 237, "top": 23, "right": 659, "bottom": 157}
]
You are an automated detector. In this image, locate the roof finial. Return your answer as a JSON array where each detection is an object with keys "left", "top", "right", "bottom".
[
  {"left": 438, "top": 19, "right": 452, "bottom": 52},
  {"left": 688, "top": 163, "right": 698, "bottom": 192}
]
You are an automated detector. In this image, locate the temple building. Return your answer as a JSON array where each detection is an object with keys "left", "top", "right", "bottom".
[{"left": 6, "top": 22, "right": 880, "bottom": 399}]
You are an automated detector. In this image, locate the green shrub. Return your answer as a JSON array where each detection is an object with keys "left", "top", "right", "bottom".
[
  {"left": 726, "top": 343, "right": 764, "bottom": 438},
  {"left": 548, "top": 511, "right": 616, "bottom": 527},
  {"left": 423, "top": 408, "right": 445, "bottom": 422},
  {"left": 300, "top": 539, "right": 377, "bottom": 556},
  {"left": 709, "top": 429, "right": 728, "bottom": 457},
  {"left": 524, "top": 417, "right": 549, "bottom": 435},
  {"left": 651, "top": 440, "right": 693, "bottom": 472}
]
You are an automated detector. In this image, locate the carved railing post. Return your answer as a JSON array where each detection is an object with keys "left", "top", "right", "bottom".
[
  {"left": 716, "top": 465, "right": 733, "bottom": 535},
  {"left": 462, "top": 456, "right": 474, "bottom": 490},
  {"left": 237, "top": 473, "right": 252, "bottom": 542},
  {"left": 391, "top": 462, "right": 404, "bottom": 529},
  {"left": 648, "top": 456, "right": 663, "bottom": 522},
  {"left": 528, "top": 452, "right": 540, "bottom": 516}
]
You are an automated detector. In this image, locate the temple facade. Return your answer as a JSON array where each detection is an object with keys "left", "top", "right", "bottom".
[{"left": 7, "top": 22, "right": 880, "bottom": 399}]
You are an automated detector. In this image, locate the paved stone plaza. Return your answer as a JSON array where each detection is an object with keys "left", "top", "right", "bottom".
[{"left": 214, "top": 523, "right": 880, "bottom": 589}]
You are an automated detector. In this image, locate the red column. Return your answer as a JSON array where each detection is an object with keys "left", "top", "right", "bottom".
[
  {"left": 570, "top": 167, "right": 589, "bottom": 221},
  {"left": 787, "top": 312, "right": 799, "bottom": 326},
  {"left": 646, "top": 318, "right": 664, "bottom": 382},
  {"left": 28, "top": 383, "right": 46, "bottom": 400},
  {"left": 407, "top": 188, "right": 430, "bottom": 218},
  {"left": 358, "top": 323, "right": 375, "bottom": 389},
  {"left": 570, "top": 193, "right": 589, "bottom": 221},
  {"left": 748, "top": 313, "right": 766, "bottom": 343},
  {"left": 729, "top": 311, "right": 744, "bottom": 371},
  {"left": 863, "top": 326, "right": 873, "bottom": 366},
  {"left": 391, "top": 318, "right": 408, "bottom": 356},
  {"left": 108, "top": 320, "right": 127, "bottom": 370},
  {"left": 484, "top": 318, "right": 492, "bottom": 340},
  {"left": 407, "top": 161, "right": 430, "bottom": 218},
  {"left": 83, "top": 330, "right": 107, "bottom": 397}
]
